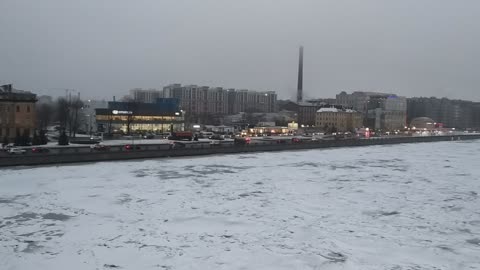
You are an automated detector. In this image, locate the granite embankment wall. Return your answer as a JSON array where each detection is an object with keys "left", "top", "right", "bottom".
[{"left": 1, "top": 135, "right": 479, "bottom": 167}]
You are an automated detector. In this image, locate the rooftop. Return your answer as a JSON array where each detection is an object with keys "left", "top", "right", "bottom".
[{"left": 317, "top": 107, "right": 359, "bottom": 113}]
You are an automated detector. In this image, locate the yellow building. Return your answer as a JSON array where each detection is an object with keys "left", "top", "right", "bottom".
[
  {"left": 315, "top": 107, "right": 363, "bottom": 132},
  {"left": 0, "top": 85, "right": 37, "bottom": 142}
]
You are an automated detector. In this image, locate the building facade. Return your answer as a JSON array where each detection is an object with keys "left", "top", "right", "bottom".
[
  {"left": 95, "top": 98, "right": 184, "bottom": 134},
  {"left": 81, "top": 99, "right": 108, "bottom": 133},
  {"left": 336, "top": 91, "right": 407, "bottom": 130},
  {"left": 0, "top": 84, "right": 37, "bottom": 142},
  {"left": 315, "top": 107, "right": 363, "bottom": 132},
  {"left": 281, "top": 101, "right": 321, "bottom": 126},
  {"left": 163, "top": 84, "right": 277, "bottom": 117},
  {"left": 407, "top": 97, "right": 480, "bottom": 129}
]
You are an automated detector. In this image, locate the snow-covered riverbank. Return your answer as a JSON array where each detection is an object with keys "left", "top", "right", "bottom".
[{"left": 1, "top": 140, "right": 480, "bottom": 269}]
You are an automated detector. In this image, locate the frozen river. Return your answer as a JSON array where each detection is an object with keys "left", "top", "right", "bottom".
[{"left": 1, "top": 140, "right": 480, "bottom": 270}]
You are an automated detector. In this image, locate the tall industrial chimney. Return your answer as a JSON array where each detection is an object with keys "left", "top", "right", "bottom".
[{"left": 297, "top": 46, "right": 303, "bottom": 103}]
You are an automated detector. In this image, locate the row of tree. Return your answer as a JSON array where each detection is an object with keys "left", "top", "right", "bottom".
[{"left": 36, "top": 96, "right": 85, "bottom": 137}]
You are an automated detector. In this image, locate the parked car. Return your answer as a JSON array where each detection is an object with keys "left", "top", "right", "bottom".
[
  {"left": 8, "top": 148, "right": 27, "bottom": 155},
  {"left": 90, "top": 144, "right": 110, "bottom": 151},
  {"left": 234, "top": 137, "right": 251, "bottom": 145},
  {"left": 31, "top": 147, "right": 50, "bottom": 153},
  {"left": 124, "top": 144, "right": 141, "bottom": 150}
]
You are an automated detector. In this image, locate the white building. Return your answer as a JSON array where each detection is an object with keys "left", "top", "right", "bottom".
[{"left": 81, "top": 99, "right": 108, "bottom": 133}]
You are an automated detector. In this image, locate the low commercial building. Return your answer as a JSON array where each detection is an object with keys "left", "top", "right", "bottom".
[
  {"left": 246, "top": 126, "right": 292, "bottom": 136},
  {"left": 0, "top": 84, "right": 37, "bottom": 142},
  {"left": 203, "top": 125, "right": 235, "bottom": 134},
  {"left": 315, "top": 107, "right": 363, "bottom": 132},
  {"left": 95, "top": 98, "right": 185, "bottom": 134},
  {"left": 409, "top": 117, "right": 436, "bottom": 130}
]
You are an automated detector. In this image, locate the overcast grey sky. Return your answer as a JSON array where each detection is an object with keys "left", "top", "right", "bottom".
[{"left": 1, "top": 0, "right": 479, "bottom": 101}]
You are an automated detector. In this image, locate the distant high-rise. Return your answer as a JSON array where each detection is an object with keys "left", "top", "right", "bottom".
[
  {"left": 130, "top": 88, "right": 162, "bottom": 103},
  {"left": 297, "top": 46, "right": 304, "bottom": 103}
]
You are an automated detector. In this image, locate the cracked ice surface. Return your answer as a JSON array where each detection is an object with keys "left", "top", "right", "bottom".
[{"left": 1, "top": 140, "right": 480, "bottom": 270}]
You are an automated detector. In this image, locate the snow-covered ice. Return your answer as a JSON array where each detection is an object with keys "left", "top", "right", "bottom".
[{"left": 1, "top": 140, "right": 480, "bottom": 270}]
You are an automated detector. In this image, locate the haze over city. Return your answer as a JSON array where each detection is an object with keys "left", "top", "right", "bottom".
[{"left": 1, "top": 0, "right": 479, "bottom": 101}]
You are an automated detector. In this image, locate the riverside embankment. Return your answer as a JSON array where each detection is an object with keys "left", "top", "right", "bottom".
[{"left": 1, "top": 135, "right": 479, "bottom": 167}]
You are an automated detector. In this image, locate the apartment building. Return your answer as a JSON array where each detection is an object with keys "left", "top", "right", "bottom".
[{"left": 163, "top": 84, "right": 277, "bottom": 116}]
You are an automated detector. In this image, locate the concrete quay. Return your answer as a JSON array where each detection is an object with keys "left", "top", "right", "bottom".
[{"left": 0, "top": 135, "right": 479, "bottom": 167}]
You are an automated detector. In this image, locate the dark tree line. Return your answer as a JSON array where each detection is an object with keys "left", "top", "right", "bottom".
[
  {"left": 56, "top": 96, "right": 84, "bottom": 137},
  {"left": 33, "top": 95, "right": 87, "bottom": 146}
]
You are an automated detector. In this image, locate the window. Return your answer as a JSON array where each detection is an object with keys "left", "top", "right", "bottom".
[
  {"left": 16, "top": 106, "right": 20, "bottom": 112},
  {"left": 27, "top": 106, "right": 30, "bottom": 113}
]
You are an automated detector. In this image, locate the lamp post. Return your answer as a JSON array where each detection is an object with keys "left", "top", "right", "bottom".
[
  {"left": 85, "top": 114, "right": 90, "bottom": 136},
  {"left": 89, "top": 114, "right": 93, "bottom": 136}
]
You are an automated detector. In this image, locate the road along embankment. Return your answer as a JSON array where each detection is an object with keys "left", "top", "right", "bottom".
[{"left": 0, "top": 135, "right": 479, "bottom": 167}]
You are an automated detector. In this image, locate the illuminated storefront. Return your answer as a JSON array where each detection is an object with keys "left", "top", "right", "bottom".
[
  {"left": 95, "top": 99, "right": 185, "bottom": 133},
  {"left": 246, "top": 126, "right": 292, "bottom": 136}
]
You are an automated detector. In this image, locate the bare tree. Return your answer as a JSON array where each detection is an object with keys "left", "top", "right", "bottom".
[
  {"left": 70, "top": 98, "right": 84, "bottom": 137},
  {"left": 119, "top": 96, "right": 138, "bottom": 135},
  {"left": 55, "top": 96, "right": 85, "bottom": 137},
  {"left": 36, "top": 103, "right": 54, "bottom": 130},
  {"left": 56, "top": 97, "right": 70, "bottom": 131},
  {"left": 107, "top": 110, "right": 113, "bottom": 135},
  {"left": 125, "top": 102, "right": 138, "bottom": 135}
]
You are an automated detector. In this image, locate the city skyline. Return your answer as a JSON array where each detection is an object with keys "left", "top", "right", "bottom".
[{"left": 1, "top": 0, "right": 480, "bottom": 101}]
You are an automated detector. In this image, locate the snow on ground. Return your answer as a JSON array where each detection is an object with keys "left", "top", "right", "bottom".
[{"left": 1, "top": 141, "right": 480, "bottom": 270}]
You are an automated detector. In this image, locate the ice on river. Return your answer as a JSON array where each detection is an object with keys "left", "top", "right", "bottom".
[{"left": 1, "top": 140, "right": 480, "bottom": 270}]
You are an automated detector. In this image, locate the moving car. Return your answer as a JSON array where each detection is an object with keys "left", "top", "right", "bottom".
[
  {"left": 209, "top": 134, "right": 224, "bottom": 140},
  {"left": 90, "top": 144, "right": 110, "bottom": 151},
  {"left": 31, "top": 147, "right": 50, "bottom": 153},
  {"left": 142, "top": 133, "right": 154, "bottom": 139},
  {"left": 2, "top": 143, "right": 15, "bottom": 152},
  {"left": 124, "top": 144, "right": 141, "bottom": 150},
  {"left": 168, "top": 131, "right": 193, "bottom": 141},
  {"left": 8, "top": 148, "right": 26, "bottom": 155}
]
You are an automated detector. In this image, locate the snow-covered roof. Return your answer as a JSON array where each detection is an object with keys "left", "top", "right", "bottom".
[
  {"left": 317, "top": 107, "right": 359, "bottom": 113},
  {"left": 317, "top": 107, "right": 339, "bottom": 113}
]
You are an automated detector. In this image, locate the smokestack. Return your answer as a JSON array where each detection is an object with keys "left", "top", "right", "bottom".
[{"left": 297, "top": 46, "right": 303, "bottom": 103}]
